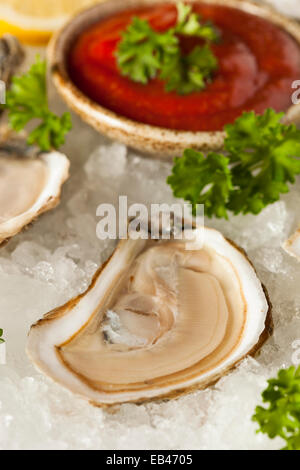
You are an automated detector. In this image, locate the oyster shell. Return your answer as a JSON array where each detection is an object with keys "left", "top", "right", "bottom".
[
  {"left": 0, "top": 34, "right": 24, "bottom": 90},
  {"left": 27, "top": 223, "right": 272, "bottom": 406},
  {"left": 0, "top": 132, "right": 70, "bottom": 244},
  {"left": 0, "top": 37, "right": 69, "bottom": 243}
]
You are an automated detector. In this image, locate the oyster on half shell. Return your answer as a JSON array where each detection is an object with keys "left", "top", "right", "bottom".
[
  {"left": 27, "top": 223, "right": 272, "bottom": 406},
  {"left": 0, "top": 35, "right": 69, "bottom": 244},
  {"left": 0, "top": 131, "right": 70, "bottom": 244}
]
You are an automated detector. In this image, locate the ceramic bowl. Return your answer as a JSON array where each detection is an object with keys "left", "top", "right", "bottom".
[{"left": 48, "top": 0, "right": 300, "bottom": 158}]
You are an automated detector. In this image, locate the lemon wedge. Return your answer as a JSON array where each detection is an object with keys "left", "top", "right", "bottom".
[{"left": 0, "top": 0, "right": 103, "bottom": 45}]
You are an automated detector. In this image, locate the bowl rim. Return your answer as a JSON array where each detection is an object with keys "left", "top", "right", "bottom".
[{"left": 48, "top": 0, "right": 300, "bottom": 157}]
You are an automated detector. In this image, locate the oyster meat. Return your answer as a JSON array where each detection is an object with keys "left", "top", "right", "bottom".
[
  {"left": 0, "top": 132, "right": 70, "bottom": 244},
  {"left": 27, "top": 223, "right": 272, "bottom": 406}
]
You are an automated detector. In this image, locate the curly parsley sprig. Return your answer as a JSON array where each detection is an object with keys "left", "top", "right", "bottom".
[
  {"left": 0, "top": 329, "right": 5, "bottom": 344},
  {"left": 167, "top": 109, "right": 300, "bottom": 218},
  {"left": 253, "top": 366, "right": 300, "bottom": 450},
  {"left": 5, "top": 56, "right": 72, "bottom": 152},
  {"left": 116, "top": 2, "right": 219, "bottom": 94}
]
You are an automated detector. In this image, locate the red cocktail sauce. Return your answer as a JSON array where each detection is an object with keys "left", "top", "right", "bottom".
[{"left": 68, "top": 3, "right": 300, "bottom": 131}]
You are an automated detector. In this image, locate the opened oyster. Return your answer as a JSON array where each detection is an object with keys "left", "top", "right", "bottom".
[
  {"left": 0, "top": 132, "right": 70, "bottom": 244},
  {"left": 0, "top": 35, "right": 69, "bottom": 244},
  {"left": 27, "top": 223, "right": 272, "bottom": 406}
]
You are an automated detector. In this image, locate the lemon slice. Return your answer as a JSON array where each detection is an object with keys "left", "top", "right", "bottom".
[{"left": 0, "top": 0, "right": 103, "bottom": 45}]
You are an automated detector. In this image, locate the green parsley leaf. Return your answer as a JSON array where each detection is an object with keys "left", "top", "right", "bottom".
[
  {"left": 116, "top": 2, "right": 218, "bottom": 94},
  {"left": 253, "top": 366, "right": 300, "bottom": 450},
  {"left": 167, "top": 109, "right": 300, "bottom": 218},
  {"left": 167, "top": 149, "right": 233, "bottom": 218},
  {"left": 117, "top": 17, "right": 178, "bottom": 84},
  {"left": 161, "top": 44, "right": 218, "bottom": 94},
  {"left": 175, "top": 2, "right": 219, "bottom": 41},
  {"left": 5, "top": 56, "right": 72, "bottom": 151},
  {"left": 0, "top": 329, "right": 4, "bottom": 344},
  {"left": 225, "top": 109, "right": 300, "bottom": 215}
]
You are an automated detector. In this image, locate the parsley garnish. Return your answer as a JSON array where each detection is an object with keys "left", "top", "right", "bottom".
[
  {"left": 175, "top": 2, "right": 218, "bottom": 40},
  {"left": 168, "top": 149, "right": 232, "bottom": 218},
  {"left": 117, "top": 17, "right": 178, "bottom": 85},
  {"left": 167, "top": 109, "right": 300, "bottom": 218},
  {"left": 116, "top": 2, "right": 218, "bottom": 94},
  {"left": 5, "top": 56, "right": 72, "bottom": 151},
  {"left": 253, "top": 366, "right": 300, "bottom": 450},
  {"left": 0, "top": 329, "right": 5, "bottom": 344},
  {"left": 160, "top": 45, "right": 217, "bottom": 95}
]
